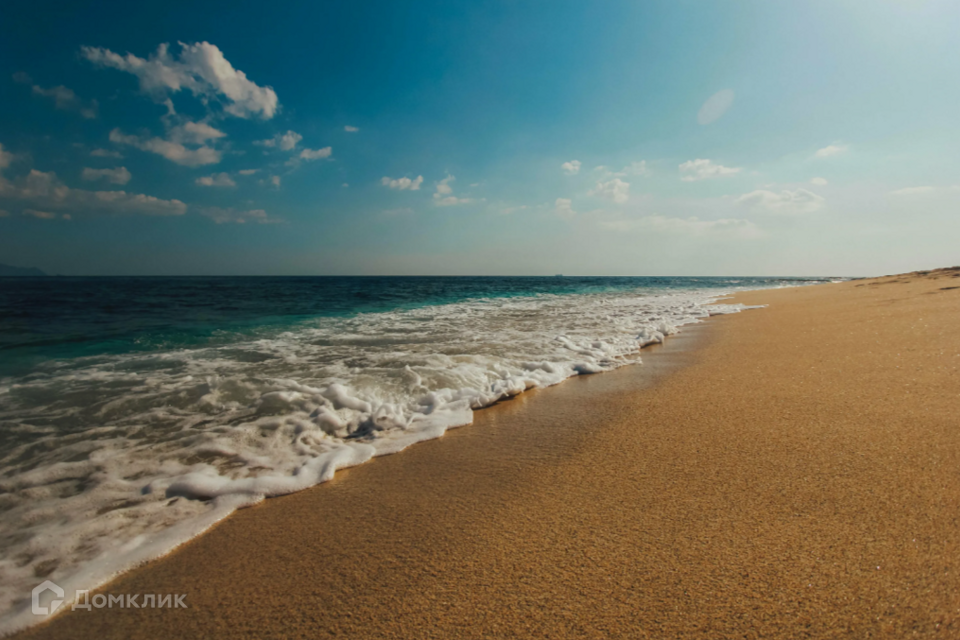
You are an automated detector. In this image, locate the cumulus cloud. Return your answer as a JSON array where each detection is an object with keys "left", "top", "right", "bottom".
[
  {"left": 381, "top": 175, "right": 423, "bottom": 191},
  {"left": 344, "top": 125, "right": 359, "bottom": 133},
  {"left": 168, "top": 121, "right": 226, "bottom": 145},
  {"left": 679, "top": 159, "right": 741, "bottom": 182},
  {"left": 601, "top": 215, "right": 760, "bottom": 238},
  {"left": 256, "top": 130, "right": 302, "bottom": 151},
  {"left": 815, "top": 144, "right": 847, "bottom": 158},
  {"left": 299, "top": 147, "right": 332, "bottom": 161},
  {"left": 195, "top": 172, "right": 236, "bottom": 187},
  {"left": 434, "top": 175, "right": 454, "bottom": 196},
  {"left": 561, "top": 160, "right": 581, "bottom": 175},
  {"left": 697, "top": 89, "right": 735, "bottom": 126},
  {"left": 110, "top": 128, "right": 221, "bottom": 166},
  {"left": 81, "top": 166, "right": 131, "bottom": 185},
  {"left": 90, "top": 148, "right": 123, "bottom": 158},
  {"left": 596, "top": 161, "right": 651, "bottom": 179},
  {"left": 555, "top": 198, "right": 576, "bottom": 219},
  {"left": 24, "top": 209, "right": 59, "bottom": 219},
  {"left": 0, "top": 143, "right": 14, "bottom": 170},
  {"left": 433, "top": 175, "right": 473, "bottom": 206},
  {"left": 589, "top": 178, "right": 630, "bottom": 203},
  {"left": 238, "top": 169, "right": 259, "bottom": 176},
  {"left": 82, "top": 41, "right": 278, "bottom": 119},
  {"left": 28, "top": 84, "right": 99, "bottom": 119},
  {"left": 0, "top": 169, "right": 186, "bottom": 217},
  {"left": 200, "top": 206, "right": 279, "bottom": 224},
  {"left": 736, "top": 188, "right": 824, "bottom": 214},
  {"left": 810, "top": 177, "right": 828, "bottom": 186}
]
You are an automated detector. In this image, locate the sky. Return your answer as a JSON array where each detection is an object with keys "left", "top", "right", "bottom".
[{"left": 1, "top": 0, "right": 958, "bottom": 276}]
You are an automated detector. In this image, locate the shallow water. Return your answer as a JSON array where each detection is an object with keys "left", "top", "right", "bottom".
[{"left": 0, "top": 275, "right": 835, "bottom": 631}]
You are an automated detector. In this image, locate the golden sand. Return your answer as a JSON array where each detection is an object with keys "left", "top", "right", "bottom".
[{"left": 18, "top": 269, "right": 960, "bottom": 638}]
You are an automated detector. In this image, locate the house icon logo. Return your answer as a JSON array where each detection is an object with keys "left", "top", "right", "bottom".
[{"left": 32, "top": 580, "right": 64, "bottom": 615}]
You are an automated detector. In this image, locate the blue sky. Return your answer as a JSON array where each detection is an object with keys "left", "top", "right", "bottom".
[{"left": 1, "top": 0, "right": 958, "bottom": 276}]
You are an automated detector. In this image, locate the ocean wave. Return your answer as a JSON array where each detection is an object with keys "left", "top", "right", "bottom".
[{"left": 0, "top": 287, "right": 760, "bottom": 633}]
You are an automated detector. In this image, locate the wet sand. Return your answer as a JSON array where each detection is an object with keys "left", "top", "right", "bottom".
[{"left": 18, "top": 269, "right": 960, "bottom": 638}]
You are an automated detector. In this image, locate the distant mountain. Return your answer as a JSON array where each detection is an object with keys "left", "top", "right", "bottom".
[{"left": 0, "top": 263, "right": 47, "bottom": 277}]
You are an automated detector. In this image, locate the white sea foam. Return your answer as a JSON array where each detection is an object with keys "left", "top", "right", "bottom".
[{"left": 0, "top": 288, "right": 760, "bottom": 633}]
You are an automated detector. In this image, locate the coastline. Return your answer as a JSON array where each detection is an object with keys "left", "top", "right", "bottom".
[{"left": 16, "top": 270, "right": 960, "bottom": 638}]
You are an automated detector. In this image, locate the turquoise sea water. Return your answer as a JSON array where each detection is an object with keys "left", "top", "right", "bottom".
[
  {"left": 0, "top": 276, "right": 829, "bottom": 376},
  {"left": 0, "top": 274, "right": 837, "bottom": 631}
]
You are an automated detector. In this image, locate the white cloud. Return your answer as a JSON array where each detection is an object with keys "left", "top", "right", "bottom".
[
  {"left": 0, "top": 209, "right": 9, "bottom": 217},
  {"left": 435, "top": 175, "right": 454, "bottom": 196},
  {"left": 596, "top": 161, "right": 650, "bottom": 179},
  {"left": 889, "top": 186, "right": 937, "bottom": 196},
  {"left": 433, "top": 194, "right": 473, "bottom": 207},
  {"left": 555, "top": 198, "right": 576, "bottom": 219},
  {"left": 24, "top": 209, "right": 58, "bottom": 219},
  {"left": 82, "top": 41, "right": 278, "bottom": 119},
  {"left": 238, "top": 169, "right": 259, "bottom": 176},
  {"left": 256, "top": 130, "right": 302, "bottom": 151},
  {"left": 589, "top": 178, "right": 630, "bottom": 203},
  {"left": 299, "top": 147, "right": 332, "bottom": 161},
  {"left": 498, "top": 204, "right": 528, "bottom": 216},
  {"left": 561, "top": 160, "right": 581, "bottom": 175},
  {"left": 810, "top": 177, "right": 828, "bottom": 186},
  {"left": 81, "top": 166, "right": 131, "bottom": 185},
  {"left": 679, "top": 159, "right": 741, "bottom": 182},
  {"left": 30, "top": 84, "right": 98, "bottom": 119},
  {"left": 433, "top": 175, "right": 473, "bottom": 206},
  {"left": 736, "top": 188, "right": 824, "bottom": 214},
  {"left": 344, "top": 125, "right": 359, "bottom": 133},
  {"left": 381, "top": 175, "right": 423, "bottom": 191},
  {"left": 200, "top": 206, "right": 279, "bottom": 224},
  {"left": 169, "top": 121, "right": 226, "bottom": 145},
  {"left": 815, "top": 144, "right": 847, "bottom": 158},
  {"left": 435, "top": 196, "right": 472, "bottom": 206},
  {"left": 0, "top": 143, "right": 14, "bottom": 170},
  {"left": 195, "top": 172, "right": 236, "bottom": 187},
  {"left": 697, "top": 89, "right": 735, "bottom": 126},
  {"left": 257, "top": 175, "right": 282, "bottom": 188},
  {"left": 109, "top": 128, "right": 221, "bottom": 166},
  {"left": 0, "top": 169, "right": 187, "bottom": 217},
  {"left": 601, "top": 215, "right": 760, "bottom": 238},
  {"left": 90, "top": 148, "right": 123, "bottom": 158}
]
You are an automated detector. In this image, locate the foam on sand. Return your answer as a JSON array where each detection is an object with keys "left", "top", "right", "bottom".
[{"left": 0, "top": 287, "right": 763, "bottom": 634}]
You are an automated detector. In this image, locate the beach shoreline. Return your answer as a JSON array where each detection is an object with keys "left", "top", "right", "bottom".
[{"left": 15, "top": 270, "right": 960, "bottom": 638}]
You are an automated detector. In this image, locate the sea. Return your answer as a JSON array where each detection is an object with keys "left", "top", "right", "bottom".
[{"left": 0, "top": 275, "right": 836, "bottom": 630}]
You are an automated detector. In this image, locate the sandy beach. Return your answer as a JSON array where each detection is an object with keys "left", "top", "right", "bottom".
[{"left": 17, "top": 269, "right": 960, "bottom": 639}]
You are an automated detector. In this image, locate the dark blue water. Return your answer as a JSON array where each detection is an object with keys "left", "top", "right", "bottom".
[{"left": 0, "top": 276, "right": 833, "bottom": 377}]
